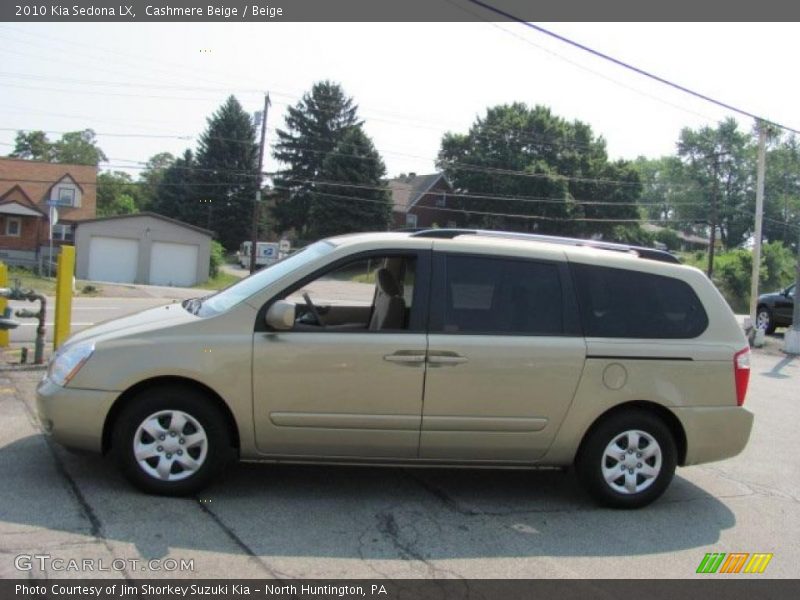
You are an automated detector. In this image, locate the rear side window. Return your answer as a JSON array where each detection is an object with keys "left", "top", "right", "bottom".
[
  {"left": 436, "top": 255, "right": 565, "bottom": 335},
  {"left": 572, "top": 264, "right": 708, "bottom": 338}
]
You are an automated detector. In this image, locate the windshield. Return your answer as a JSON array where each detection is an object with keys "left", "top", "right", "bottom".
[{"left": 195, "top": 241, "right": 335, "bottom": 316}]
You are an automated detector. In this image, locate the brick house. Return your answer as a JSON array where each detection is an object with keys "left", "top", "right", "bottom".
[
  {"left": 388, "top": 172, "right": 467, "bottom": 230},
  {"left": 0, "top": 157, "right": 97, "bottom": 267}
]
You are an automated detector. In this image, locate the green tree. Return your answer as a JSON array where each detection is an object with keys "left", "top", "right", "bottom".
[
  {"left": 9, "top": 130, "right": 53, "bottom": 161},
  {"left": 677, "top": 118, "right": 755, "bottom": 249},
  {"left": 96, "top": 171, "right": 140, "bottom": 216},
  {"left": 194, "top": 96, "right": 259, "bottom": 250},
  {"left": 138, "top": 152, "right": 175, "bottom": 210},
  {"left": 8, "top": 129, "right": 107, "bottom": 165},
  {"left": 310, "top": 128, "right": 391, "bottom": 238},
  {"left": 272, "top": 81, "right": 361, "bottom": 235},
  {"left": 633, "top": 155, "right": 696, "bottom": 223},
  {"left": 150, "top": 149, "right": 197, "bottom": 223},
  {"left": 437, "top": 103, "right": 640, "bottom": 237},
  {"left": 52, "top": 129, "right": 108, "bottom": 165},
  {"left": 764, "top": 133, "right": 800, "bottom": 250}
]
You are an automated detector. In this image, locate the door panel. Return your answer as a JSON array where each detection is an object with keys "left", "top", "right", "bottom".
[
  {"left": 253, "top": 333, "right": 426, "bottom": 457},
  {"left": 419, "top": 250, "right": 586, "bottom": 462},
  {"left": 420, "top": 335, "right": 585, "bottom": 460},
  {"left": 252, "top": 249, "right": 431, "bottom": 459},
  {"left": 775, "top": 286, "right": 795, "bottom": 322}
]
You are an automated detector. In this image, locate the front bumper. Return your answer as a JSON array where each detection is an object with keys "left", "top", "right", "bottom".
[
  {"left": 674, "top": 405, "right": 754, "bottom": 466},
  {"left": 36, "top": 377, "right": 118, "bottom": 453}
]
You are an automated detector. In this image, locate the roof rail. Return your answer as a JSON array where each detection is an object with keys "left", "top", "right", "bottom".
[{"left": 410, "top": 228, "right": 680, "bottom": 264}]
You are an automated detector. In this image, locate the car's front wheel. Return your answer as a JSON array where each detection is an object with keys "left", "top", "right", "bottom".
[
  {"left": 575, "top": 409, "right": 677, "bottom": 509},
  {"left": 756, "top": 306, "right": 776, "bottom": 334},
  {"left": 112, "top": 386, "right": 235, "bottom": 496}
]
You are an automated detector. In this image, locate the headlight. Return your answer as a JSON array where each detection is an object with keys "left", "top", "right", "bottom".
[{"left": 48, "top": 342, "right": 95, "bottom": 387}]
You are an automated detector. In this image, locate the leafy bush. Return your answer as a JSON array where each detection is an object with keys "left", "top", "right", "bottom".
[
  {"left": 760, "top": 241, "right": 795, "bottom": 292},
  {"left": 609, "top": 225, "right": 655, "bottom": 247},
  {"left": 682, "top": 241, "right": 796, "bottom": 312},
  {"left": 209, "top": 240, "right": 225, "bottom": 278},
  {"left": 655, "top": 228, "right": 682, "bottom": 251}
]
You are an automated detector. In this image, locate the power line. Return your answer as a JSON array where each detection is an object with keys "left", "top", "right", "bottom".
[
  {"left": 448, "top": 0, "right": 719, "bottom": 124},
  {"left": 270, "top": 184, "right": 685, "bottom": 225},
  {"left": 465, "top": 0, "right": 800, "bottom": 135},
  {"left": 0, "top": 70, "right": 263, "bottom": 95},
  {"left": 276, "top": 176, "right": 708, "bottom": 207},
  {"left": 0, "top": 25, "right": 262, "bottom": 92},
  {"left": 0, "top": 173, "right": 708, "bottom": 212},
  {"left": 0, "top": 126, "right": 191, "bottom": 140}
]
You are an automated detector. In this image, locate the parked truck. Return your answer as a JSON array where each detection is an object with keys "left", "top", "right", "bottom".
[{"left": 237, "top": 240, "right": 290, "bottom": 270}]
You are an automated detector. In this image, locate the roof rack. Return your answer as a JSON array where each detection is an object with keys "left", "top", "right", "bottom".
[{"left": 410, "top": 228, "right": 680, "bottom": 264}]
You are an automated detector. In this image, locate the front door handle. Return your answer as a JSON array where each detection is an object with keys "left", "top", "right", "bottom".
[
  {"left": 384, "top": 351, "right": 426, "bottom": 365},
  {"left": 428, "top": 351, "right": 468, "bottom": 366}
]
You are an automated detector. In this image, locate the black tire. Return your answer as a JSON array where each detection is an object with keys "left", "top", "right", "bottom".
[
  {"left": 575, "top": 409, "right": 677, "bottom": 509},
  {"left": 112, "top": 385, "right": 235, "bottom": 496},
  {"left": 756, "top": 306, "right": 776, "bottom": 334}
]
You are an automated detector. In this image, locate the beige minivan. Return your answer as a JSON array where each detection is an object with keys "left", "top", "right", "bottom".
[{"left": 37, "top": 230, "right": 754, "bottom": 508}]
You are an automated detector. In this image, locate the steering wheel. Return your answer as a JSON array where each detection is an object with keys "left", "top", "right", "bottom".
[{"left": 302, "top": 293, "right": 325, "bottom": 326}]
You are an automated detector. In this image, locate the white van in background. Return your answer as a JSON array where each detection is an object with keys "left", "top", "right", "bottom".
[{"left": 237, "top": 241, "right": 290, "bottom": 270}]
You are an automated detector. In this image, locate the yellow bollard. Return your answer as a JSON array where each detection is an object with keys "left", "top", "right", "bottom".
[
  {"left": 54, "top": 246, "right": 75, "bottom": 350},
  {"left": 0, "top": 262, "right": 8, "bottom": 348}
]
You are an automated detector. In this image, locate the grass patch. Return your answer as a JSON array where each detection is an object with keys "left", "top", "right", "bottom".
[
  {"left": 4, "top": 267, "right": 100, "bottom": 297},
  {"left": 193, "top": 270, "right": 243, "bottom": 291}
]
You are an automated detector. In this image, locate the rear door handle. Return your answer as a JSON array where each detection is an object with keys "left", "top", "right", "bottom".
[
  {"left": 384, "top": 351, "right": 426, "bottom": 365},
  {"left": 428, "top": 351, "right": 468, "bottom": 365}
]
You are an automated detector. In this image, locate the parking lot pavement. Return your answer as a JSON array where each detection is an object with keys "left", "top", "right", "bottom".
[{"left": 0, "top": 351, "right": 797, "bottom": 579}]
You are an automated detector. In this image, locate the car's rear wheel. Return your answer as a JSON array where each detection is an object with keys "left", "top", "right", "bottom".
[
  {"left": 756, "top": 306, "right": 776, "bottom": 334},
  {"left": 575, "top": 409, "right": 677, "bottom": 509},
  {"left": 112, "top": 386, "right": 234, "bottom": 496}
]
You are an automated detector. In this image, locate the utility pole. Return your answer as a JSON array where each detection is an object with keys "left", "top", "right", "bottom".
[
  {"left": 706, "top": 155, "right": 720, "bottom": 278},
  {"left": 250, "top": 93, "right": 270, "bottom": 274},
  {"left": 200, "top": 198, "right": 213, "bottom": 230},
  {"left": 749, "top": 121, "right": 767, "bottom": 329}
]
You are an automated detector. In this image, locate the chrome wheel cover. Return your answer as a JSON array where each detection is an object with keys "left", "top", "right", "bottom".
[
  {"left": 601, "top": 429, "right": 662, "bottom": 495},
  {"left": 133, "top": 410, "right": 208, "bottom": 482}
]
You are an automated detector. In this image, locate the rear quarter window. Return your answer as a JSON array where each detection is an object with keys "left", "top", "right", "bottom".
[{"left": 572, "top": 264, "right": 708, "bottom": 339}]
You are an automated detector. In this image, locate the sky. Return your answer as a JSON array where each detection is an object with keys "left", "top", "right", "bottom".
[{"left": 1, "top": 21, "right": 799, "bottom": 179}]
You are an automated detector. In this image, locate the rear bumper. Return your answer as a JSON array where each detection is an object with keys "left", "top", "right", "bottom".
[
  {"left": 674, "top": 405, "right": 754, "bottom": 466},
  {"left": 36, "top": 377, "right": 117, "bottom": 454}
]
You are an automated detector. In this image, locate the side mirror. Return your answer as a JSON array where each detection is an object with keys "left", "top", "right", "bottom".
[{"left": 265, "top": 300, "right": 296, "bottom": 331}]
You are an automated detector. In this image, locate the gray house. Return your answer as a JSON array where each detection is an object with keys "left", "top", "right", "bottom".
[{"left": 75, "top": 213, "right": 212, "bottom": 287}]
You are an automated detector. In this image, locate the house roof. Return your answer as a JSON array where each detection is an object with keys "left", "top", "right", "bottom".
[
  {"left": 387, "top": 173, "right": 450, "bottom": 212},
  {"left": 0, "top": 185, "right": 46, "bottom": 216},
  {"left": 48, "top": 173, "right": 85, "bottom": 194},
  {"left": 642, "top": 223, "right": 709, "bottom": 246},
  {"left": 0, "top": 157, "right": 97, "bottom": 211},
  {"left": 74, "top": 211, "right": 214, "bottom": 237}
]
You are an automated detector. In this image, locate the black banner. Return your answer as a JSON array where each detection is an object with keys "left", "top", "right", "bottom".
[
  {"left": 4, "top": 580, "right": 800, "bottom": 600},
  {"left": 2, "top": 0, "right": 799, "bottom": 22}
]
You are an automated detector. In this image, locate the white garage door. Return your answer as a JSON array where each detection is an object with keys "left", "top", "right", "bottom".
[
  {"left": 149, "top": 241, "right": 199, "bottom": 287},
  {"left": 87, "top": 237, "right": 139, "bottom": 283}
]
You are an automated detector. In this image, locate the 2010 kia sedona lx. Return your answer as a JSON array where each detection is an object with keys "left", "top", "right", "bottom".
[{"left": 37, "top": 229, "right": 754, "bottom": 508}]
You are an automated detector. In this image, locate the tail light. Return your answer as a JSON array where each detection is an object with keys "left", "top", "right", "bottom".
[{"left": 733, "top": 347, "right": 751, "bottom": 406}]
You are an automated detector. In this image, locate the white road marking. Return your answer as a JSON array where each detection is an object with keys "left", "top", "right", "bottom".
[{"left": 17, "top": 322, "right": 95, "bottom": 327}]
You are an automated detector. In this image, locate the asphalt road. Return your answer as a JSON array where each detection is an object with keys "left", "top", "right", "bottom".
[
  {"left": 0, "top": 351, "right": 797, "bottom": 579},
  {"left": 5, "top": 296, "right": 187, "bottom": 344}
]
